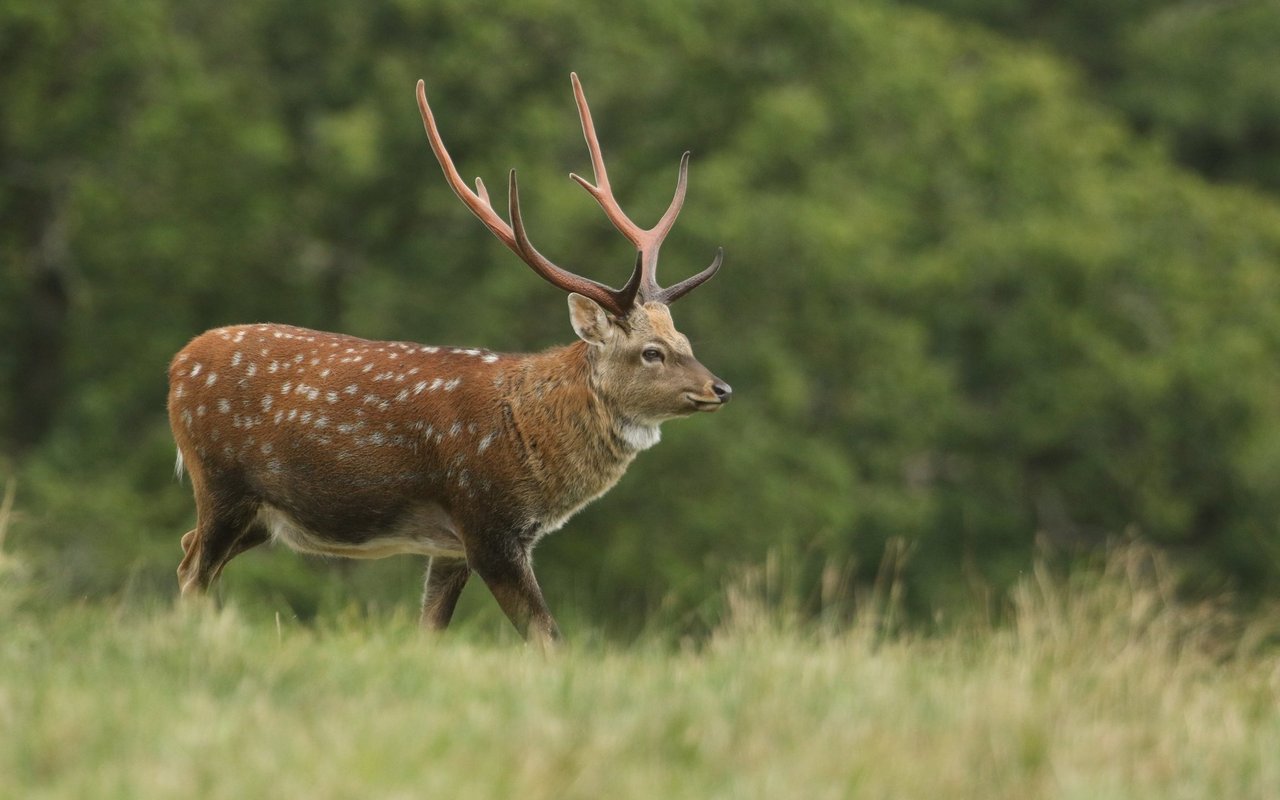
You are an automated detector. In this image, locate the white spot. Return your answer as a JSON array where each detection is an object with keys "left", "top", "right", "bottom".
[
  {"left": 217, "top": 399, "right": 231, "bottom": 414},
  {"left": 261, "top": 442, "right": 273, "bottom": 455},
  {"left": 363, "top": 363, "right": 375, "bottom": 373},
  {"left": 424, "top": 346, "right": 440, "bottom": 354},
  {"left": 477, "top": 433, "right": 494, "bottom": 453},
  {"left": 344, "top": 384, "right": 359, "bottom": 396},
  {"left": 196, "top": 405, "right": 207, "bottom": 417},
  {"left": 246, "top": 363, "right": 258, "bottom": 377},
  {"left": 269, "top": 361, "right": 279, "bottom": 373},
  {"left": 231, "top": 352, "right": 243, "bottom": 366},
  {"left": 205, "top": 372, "right": 218, "bottom": 387},
  {"left": 174, "top": 383, "right": 186, "bottom": 399},
  {"left": 190, "top": 363, "right": 203, "bottom": 378},
  {"left": 413, "top": 381, "right": 428, "bottom": 395},
  {"left": 449, "top": 422, "right": 462, "bottom": 437},
  {"left": 395, "top": 389, "right": 410, "bottom": 402},
  {"left": 301, "top": 411, "right": 313, "bottom": 424},
  {"left": 281, "top": 381, "right": 292, "bottom": 394},
  {"left": 288, "top": 409, "right": 298, "bottom": 421},
  {"left": 482, "top": 353, "right": 499, "bottom": 364},
  {"left": 262, "top": 395, "right": 274, "bottom": 411},
  {"left": 429, "top": 378, "right": 443, "bottom": 392},
  {"left": 326, "top": 391, "right": 339, "bottom": 404},
  {"left": 444, "top": 378, "right": 461, "bottom": 392},
  {"left": 307, "top": 388, "right": 319, "bottom": 402},
  {"left": 315, "top": 416, "right": 329, "bottom": 429},
  {"left": 274, "top": 410, "right": 284, "bottom": 424},
  {"left": 320, "top": 369, "right": 331, "bottom": 378}
]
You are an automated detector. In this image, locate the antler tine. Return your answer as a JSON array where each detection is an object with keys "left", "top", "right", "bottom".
[
  {"left": 569, "top": 73, "right": 644, "bottom": 245},
  {"left": 651, "top": 151, "right": 690, "bottom": 246},
  {"left": 508, "top": 171, "right": 638, "bottom": 316},
  {"left": 416, "top": 80, "right": 518, "bottom": 253},
  {"left": 653, "top": 247, "right": 723, "bottom": 305}
]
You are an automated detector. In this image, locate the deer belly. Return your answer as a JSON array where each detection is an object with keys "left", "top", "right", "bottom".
[{"left": 255, "top": 502, "right": 465, "bottom": 559}]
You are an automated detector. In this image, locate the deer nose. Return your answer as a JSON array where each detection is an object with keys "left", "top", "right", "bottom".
[{"left": 712, "top": 380, "right": 733, "bottom": 403}]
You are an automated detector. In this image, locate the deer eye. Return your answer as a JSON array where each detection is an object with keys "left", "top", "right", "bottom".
[{"left": 641, "top": 347, "right": 665, "bottom": 364}]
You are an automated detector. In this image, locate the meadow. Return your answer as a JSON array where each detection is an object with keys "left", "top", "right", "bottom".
[{"left": 3, "top": 544, "right": 1276, "bottom": 800}]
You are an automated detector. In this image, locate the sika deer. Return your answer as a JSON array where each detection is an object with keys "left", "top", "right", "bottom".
[{"left": 168, "top": 74, "right": 729, "bottom": 647}]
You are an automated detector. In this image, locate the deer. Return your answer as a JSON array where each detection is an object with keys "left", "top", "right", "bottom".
[{"left": 167, "top": 74, "right": 730, "bottom": 648}]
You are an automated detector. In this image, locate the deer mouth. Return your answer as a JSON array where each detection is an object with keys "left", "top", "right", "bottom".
[{"left": 685, "top": 393, "right": 726, "bottom": 412}]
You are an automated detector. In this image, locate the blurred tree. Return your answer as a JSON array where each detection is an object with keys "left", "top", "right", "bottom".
[
  {"left": 907, "top": 0, "right": 1280, "bottom": 194},
  {"left": 4, "top": 0, "right": 1280, "bottom": 624}
]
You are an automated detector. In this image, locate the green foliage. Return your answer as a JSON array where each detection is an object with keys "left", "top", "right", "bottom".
[
  {"left": 4, "top": 0, "right": 1280, "bottom": 625},
  {"left": 908, "top": 0, "right": 1280, "bottom": 193}
]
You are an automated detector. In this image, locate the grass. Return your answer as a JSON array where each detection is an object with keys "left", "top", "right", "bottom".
[{"left": 1, "top": 546, "right": 1277, "bottom": 799}]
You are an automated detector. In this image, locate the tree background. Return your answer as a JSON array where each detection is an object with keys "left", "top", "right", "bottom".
[{"left": 4, "top": 0, "right": 1280, "bottom": 632}]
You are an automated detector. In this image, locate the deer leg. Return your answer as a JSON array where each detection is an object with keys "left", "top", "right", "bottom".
[
  {"left": 420, "top": 556, "right": 471, "bottom": 631},
  {"left": 468, "top": 542, "right": 562, "bottom": 650},
  {"left": 208, "top": 524, "right": 270, "bottom": 585},
  {"left": 177, "top": 503, "right": 258, "bottom": 597}
]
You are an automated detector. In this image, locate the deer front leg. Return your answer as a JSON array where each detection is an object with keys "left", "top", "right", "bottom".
[
  {"left": 467, "top": 539, "right": 562, "bottom": 651},
  {"left": 420, "top": 556, "right": 471, "bottom": 631}
]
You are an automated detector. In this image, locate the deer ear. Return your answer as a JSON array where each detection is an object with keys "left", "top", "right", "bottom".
[{"left": 567, "top": 293, "right": 613, "bottom": 346}]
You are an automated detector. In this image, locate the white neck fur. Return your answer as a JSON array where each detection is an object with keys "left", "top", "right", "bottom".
[{"left": 618, "top": 420, "right": 662, "bottom": 451}]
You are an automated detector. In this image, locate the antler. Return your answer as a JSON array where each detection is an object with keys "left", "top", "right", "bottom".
[
  {"left": 416, "top": 80, "right": 638, "bottom": 316},
  {"left": 567, "top": 73, "right": 722, "bottom": 305},
  {"left": 415, "top": 75, "right": 720, "bottom": 314}
]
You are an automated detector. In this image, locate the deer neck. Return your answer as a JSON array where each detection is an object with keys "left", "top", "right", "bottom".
[
  {"left": 514, "top": 341, "right": 659, "bottom": 459},
  {"left": 489, "top": 342, "right": 652, "bottom": 529}
]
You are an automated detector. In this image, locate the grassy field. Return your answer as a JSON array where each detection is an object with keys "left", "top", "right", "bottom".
[{"left": 1, "top": 547, "right": 1277, "bottom": 800}]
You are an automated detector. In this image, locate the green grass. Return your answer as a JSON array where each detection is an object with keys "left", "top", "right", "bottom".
[{"left": 1, "top": 548, "right": 1277, "bottom": 799}]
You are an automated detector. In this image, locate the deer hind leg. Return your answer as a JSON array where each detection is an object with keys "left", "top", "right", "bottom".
[
  {"left": 467, "top": 539, "right": 562, "bottom": 651},
  {"left": 177, "top": 502, "right": 261, "bottom": 598},
  {"left": 420, "top": 556, "right": 472, "bottom": 631}
]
